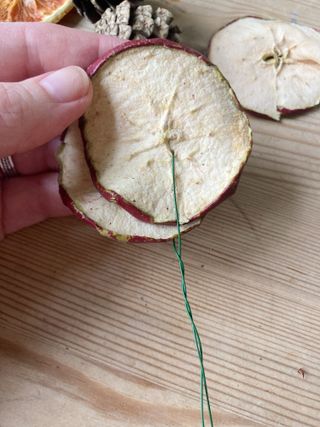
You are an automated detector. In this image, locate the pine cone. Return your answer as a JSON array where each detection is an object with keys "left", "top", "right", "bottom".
[
  {"left": 73, "top": 0, "right": 181, "bottom": 41},
  {"left": 95, "top": 0, "right": 132, "bottom": 38},
  {"left": 73, "top": 0, "right": 137, "bottom": 23}
]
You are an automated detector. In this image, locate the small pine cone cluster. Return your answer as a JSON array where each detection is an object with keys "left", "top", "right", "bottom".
[{"left": 73, "top": 0, "right": 181, "bottom": 41}]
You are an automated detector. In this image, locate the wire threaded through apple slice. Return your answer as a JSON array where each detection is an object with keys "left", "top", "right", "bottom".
[
  {"left": 82, "top": 39, "right": 252, "bottom": 225},
  {"left": 58, "top": 122, "right": 200, "bottom": 242}
]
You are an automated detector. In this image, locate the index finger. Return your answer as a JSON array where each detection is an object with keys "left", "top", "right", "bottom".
[{"left": 0, "top": 22, "right": 123, "bottom": 82}]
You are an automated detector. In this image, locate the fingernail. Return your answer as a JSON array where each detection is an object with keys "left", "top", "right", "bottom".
[{"left": 40, "top": 66, "right": 90, "bottom": 103}]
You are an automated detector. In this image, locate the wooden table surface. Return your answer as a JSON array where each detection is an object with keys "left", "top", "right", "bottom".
[{"left": 1, "top": 1, "right": 320, "bottom": 426}]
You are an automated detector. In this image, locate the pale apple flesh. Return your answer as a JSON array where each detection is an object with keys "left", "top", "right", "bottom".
[
  {"left": 82, "top": 39, "right": 252, "bottom": 225},
  {"left": 58, "top": 123, "right": 201, "bottom": 243},
  {"left": 209, "top": 17, "right": 320, "bottom": 120}
]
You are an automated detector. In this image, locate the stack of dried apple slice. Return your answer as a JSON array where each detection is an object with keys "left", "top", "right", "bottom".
[{"left": 58, "top": 39, "right": 252, "bottom": 242}]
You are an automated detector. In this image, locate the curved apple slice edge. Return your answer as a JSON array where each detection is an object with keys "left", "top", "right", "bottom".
[{"left": 58, "top": 123, "right": 201, "bottom": 243}]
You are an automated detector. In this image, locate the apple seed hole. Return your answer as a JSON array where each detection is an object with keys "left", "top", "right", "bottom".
[{"left": 262, "top": 52, "right": 277, "bottom": 63}]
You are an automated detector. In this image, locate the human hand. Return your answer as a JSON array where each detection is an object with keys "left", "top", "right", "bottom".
[{"left": 0, "top": 23, "right": 122, "bottom": 239}]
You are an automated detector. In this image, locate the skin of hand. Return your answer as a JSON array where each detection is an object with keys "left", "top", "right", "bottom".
[{"left": 0, "top": 23, "right": 123, "bottom": 239}]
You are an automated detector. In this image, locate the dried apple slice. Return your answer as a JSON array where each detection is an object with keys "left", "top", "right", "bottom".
[
  {"left": 58, "top": 122, "right": 200, "bottom": 242},
  {"left": 209, "top": 17, "right": 320, "bottom": 120},
  {"left": 82, "top": 39, "right": 252, "bottom": 225}
]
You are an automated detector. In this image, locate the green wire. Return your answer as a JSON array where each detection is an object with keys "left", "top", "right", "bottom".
[{"left": 171, "top": 152, "right": 214, "bottom": 427}]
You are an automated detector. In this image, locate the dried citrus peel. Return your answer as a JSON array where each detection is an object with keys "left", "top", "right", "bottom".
[{"left": 0, "top": 0, "right": 73, "bottom": 23}]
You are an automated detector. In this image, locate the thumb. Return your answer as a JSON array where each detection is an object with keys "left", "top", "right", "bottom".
[{"left": 0, "top": 66, "right": 92, "bottom": 157}]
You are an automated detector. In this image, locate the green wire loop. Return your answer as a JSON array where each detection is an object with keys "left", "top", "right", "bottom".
[{"left": 171, "top": 152, "right": 214, "bottom": 427}]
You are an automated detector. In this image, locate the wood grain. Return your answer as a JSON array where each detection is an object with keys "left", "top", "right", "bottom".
[{"left": 1, "top": 1, "right": 320, "bottom": 426}]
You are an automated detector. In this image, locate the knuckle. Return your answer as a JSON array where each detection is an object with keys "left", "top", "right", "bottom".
[{"left": 0, "top": 84, "right": 27, "bottom": 133}]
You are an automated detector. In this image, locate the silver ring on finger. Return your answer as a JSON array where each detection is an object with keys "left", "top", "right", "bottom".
[{"left": 0, "top": 155, "right": 18, "bottom": 178}]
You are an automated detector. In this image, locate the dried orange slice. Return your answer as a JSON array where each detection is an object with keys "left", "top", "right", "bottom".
[{"left": 0, "top": 0, "right": 73, "bottom": 23}]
